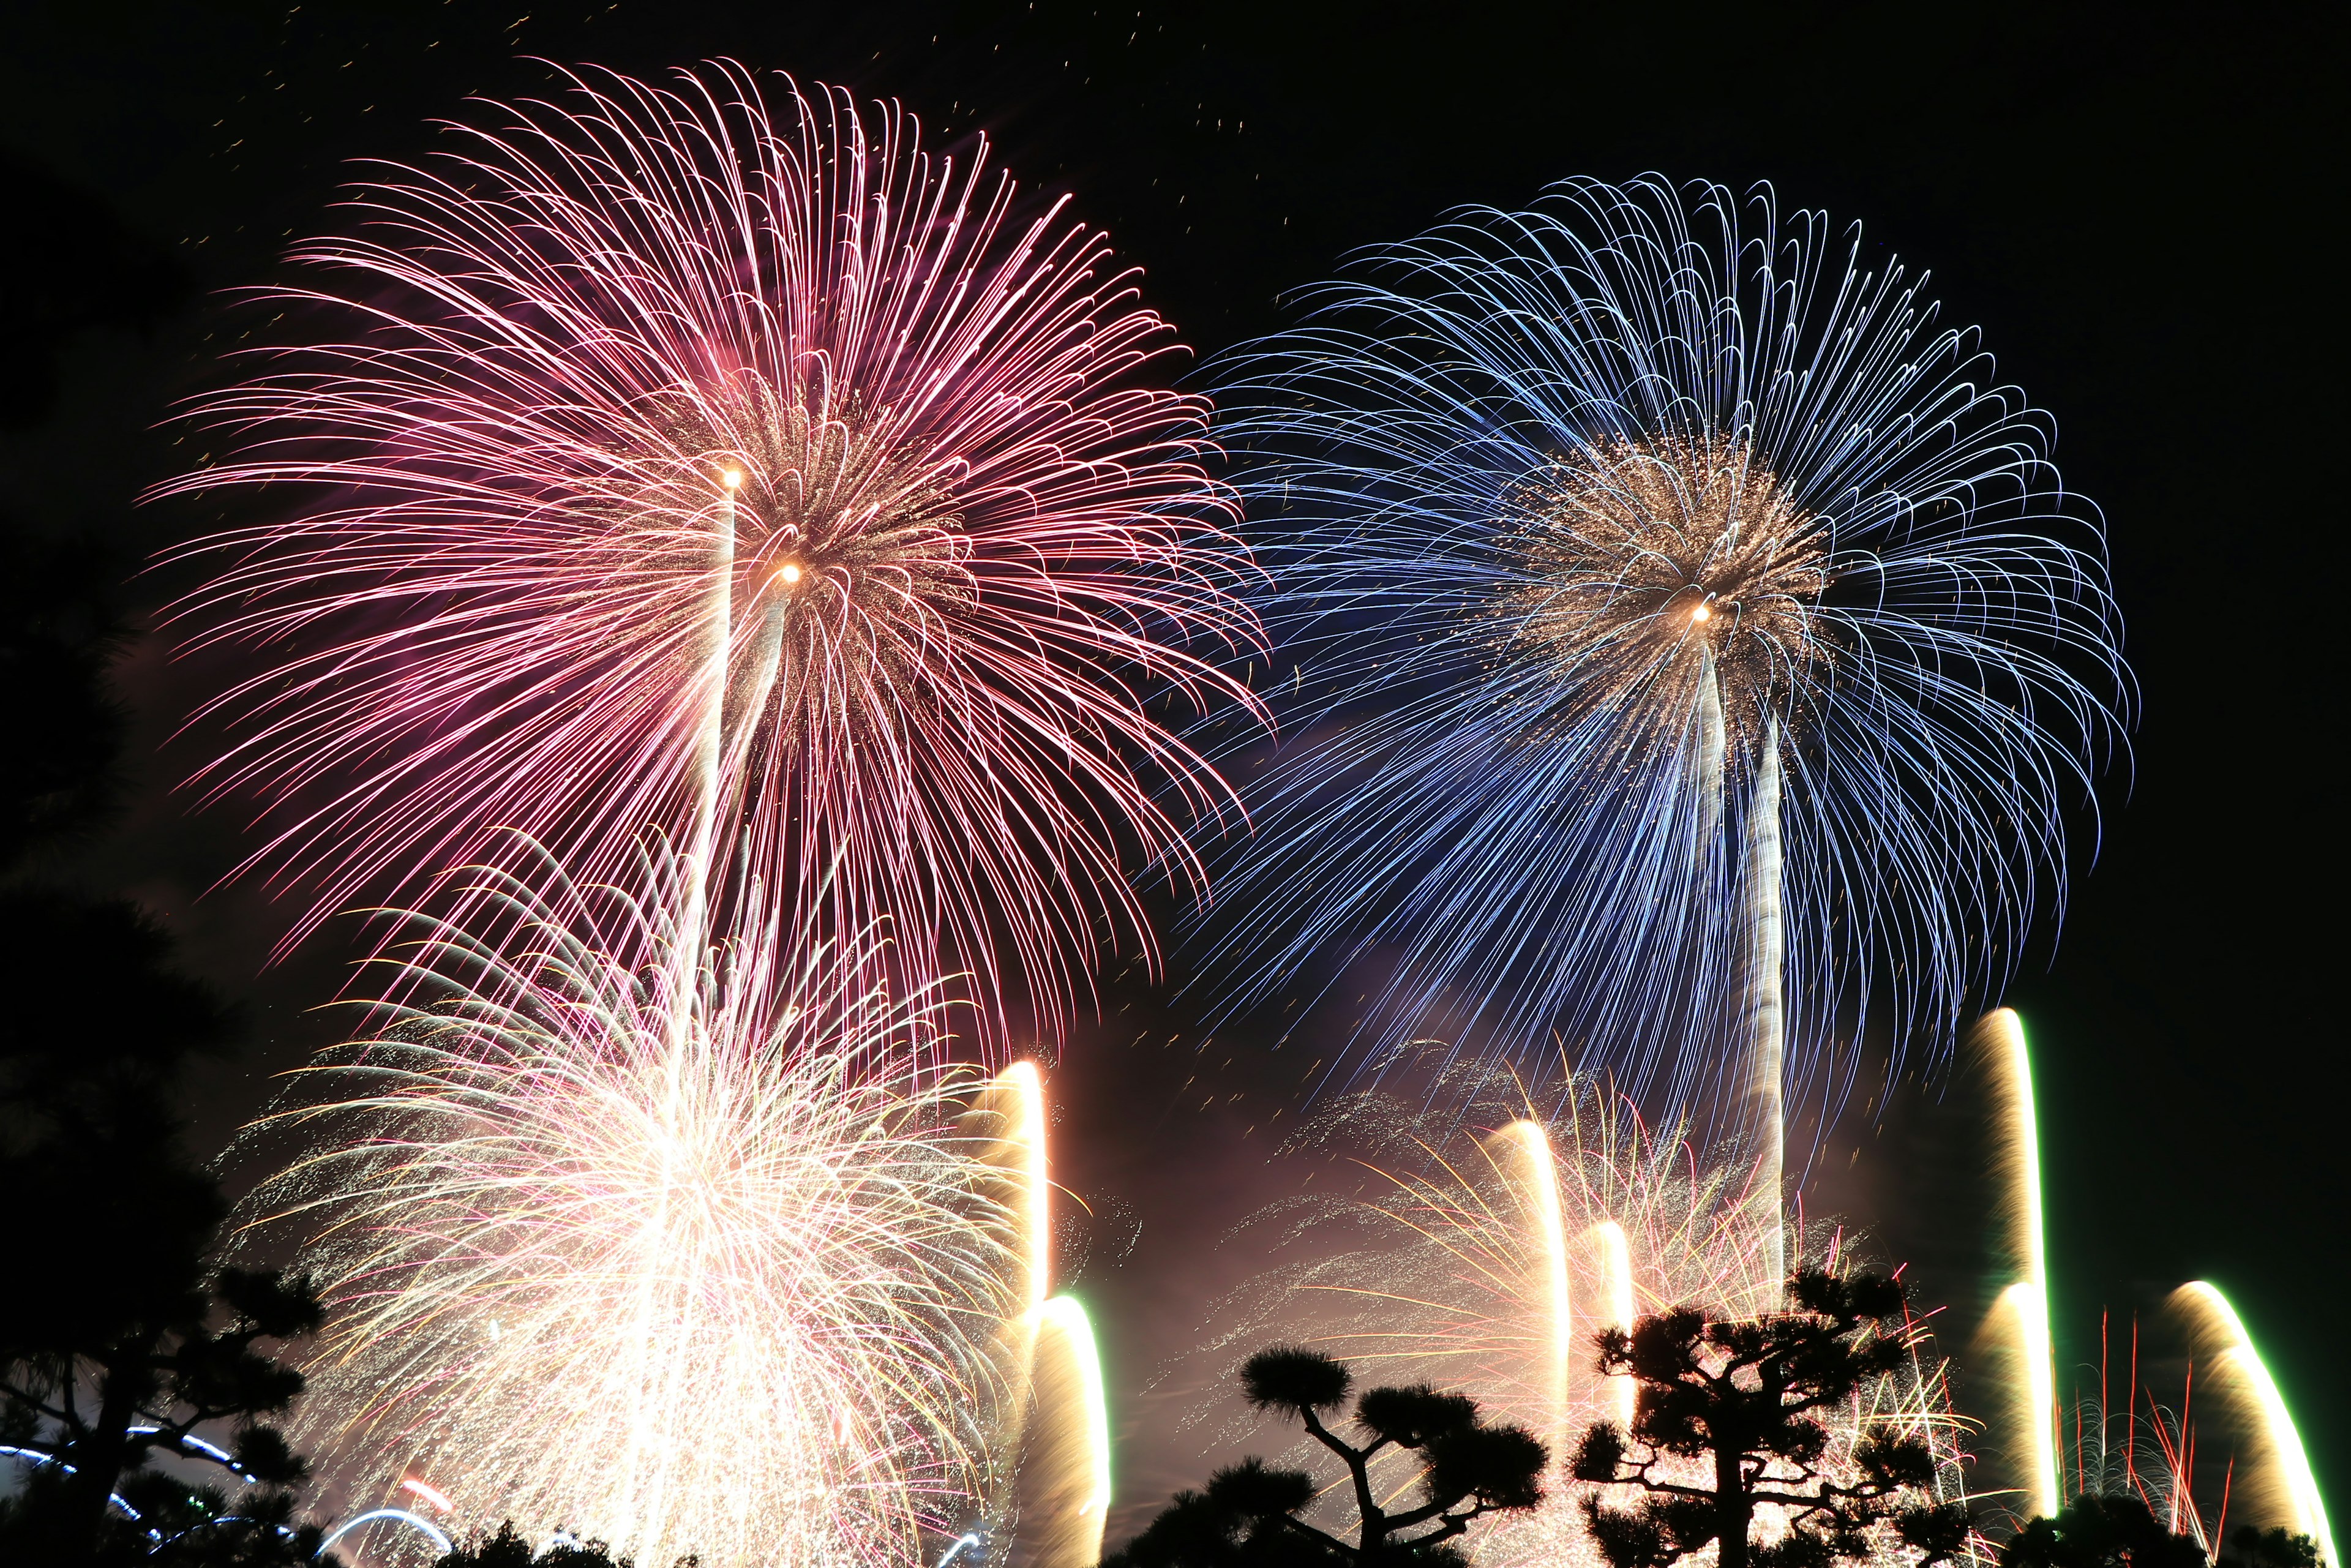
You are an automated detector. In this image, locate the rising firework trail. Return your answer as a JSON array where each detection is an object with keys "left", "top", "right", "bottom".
[
  {"left": 1976, "top": 1008, "right": 2060, "bottom": 1522},
  {"left": 1022, "top": 1296, "right": 1114, "bottom": 1568},
  {"left": 158, "top": 61, "right": 1261, "bottom": 1051},
  {"left": 1204, "top": 175, "right": 2128, "bottom": 1144},
  {"left": 238, "top": 838, "right": 1018, "bottom": 1567},
  {"left": 962, "top": 1060, "right": 1112, "bottom": 1559}
]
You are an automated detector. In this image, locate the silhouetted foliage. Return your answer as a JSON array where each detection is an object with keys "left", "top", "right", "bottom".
[
  {"left": 1572, "top": 1269, "right": 1970, "bottom": 1568},
  {"left": 1102, "top": 1346, "right": 1546, "bottom": 1566},
  {"left": 0, "top": 1264, "right": 328, "bottom": 1562},
  {"left": 1999, "top": 1494, "right": 2212, "bottom": 1568},
  {"left": 433, "top": 1519, "right": 702, "bottom": 1567},
  {"left": 2219, "top": 1528, "right": 2328, "bottom": 1568}
]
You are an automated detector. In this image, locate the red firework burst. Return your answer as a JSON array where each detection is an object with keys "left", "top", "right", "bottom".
[{"left": 155, "top": 61, "right": 1261, "bottom": 1049}]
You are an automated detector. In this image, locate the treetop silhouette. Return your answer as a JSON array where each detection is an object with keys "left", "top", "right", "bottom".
[
  {"left": 1573, "top": 1268, "right": 1970, "bottom": 1568},
  {"left": 1103, "top": 1345, "right": 1547, "bottom": 1566}
]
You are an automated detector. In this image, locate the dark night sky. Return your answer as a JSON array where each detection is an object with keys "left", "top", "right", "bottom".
[{"left": 2, "top": 0, "right": 2340, "bottom": 1542}]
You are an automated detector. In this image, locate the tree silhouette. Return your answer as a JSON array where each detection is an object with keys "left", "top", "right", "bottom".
[
  {"left": 0, "top": 387, "right": 329, "bottom": 1561},
  {"left": 2002, "top": 1499, "right": 2327, "bottom": 1568},
  {"left": 433, "top": 1519, "right": 700, "bottom": 1567},
  {"left": 0, "top": 1263, "right": 328, "bottom": 1561},
  {"left": 1102, "top": 1346, "right": 1547, "bottom": 1566},
  {"left": 2219, "top": 1528, "right": 2328, "bottom": 1568},
  {"left": 1999, "top": 1494, "right": 2210, "bottom": 1568},
  {"left": 1571, "top": 1269, "right": 1969, "bottom": 1568}
]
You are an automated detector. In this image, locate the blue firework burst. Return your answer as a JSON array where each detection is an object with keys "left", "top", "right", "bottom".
[{"left": 1200, "top": 176, "right": 2128, "bottom": 1119}]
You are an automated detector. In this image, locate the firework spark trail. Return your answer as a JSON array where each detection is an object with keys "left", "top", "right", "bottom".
[
  {"left": 1494, "top": 1119, "right": 1572, "bottom": 1459},
  {"left": 2058, "top": 1297, "right": 2333, "bottom": 1566},
  {"left": 1974, "top": 1008, "right": 2060, "bottom": 1522},
  {"left": 156, "top": 61, "right": 1262, "bottom": 1052},
  {"left": 961, "top": 1060, "right": 1058, "bottom": 1545},
  {"left": 2058, "top": 1319, "right": 2226, "bottom": 1555},
  {"left": 2168, "top": 1285, "right": 2336, "bottom": 1565},
  {"left": 1201, "top": 175, "right": 2127, "bottom": 1123},
  {"left": 955, "top": 1063, "right": 1120, "bottom": 1567},
  {"left": 1740, "top": 726, "right": 1787, "bottom": 1291},
  {"left": 1022, "top": 1296, "right": 1114, "bottom": 1568},
  {"left": 236, "top": 837, "right": 1018, "bottom": 1567},
  {"left": 1182, "top": 1072, "right": 1979, "bottom": 1567}
]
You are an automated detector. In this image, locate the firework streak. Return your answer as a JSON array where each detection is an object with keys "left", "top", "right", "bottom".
[
  {"left": 157, "top": 62, "right": 1260, "bottom": 1051},
  {"left": 1202, "top": 176, "right": 2126, "bottom": 1117}
]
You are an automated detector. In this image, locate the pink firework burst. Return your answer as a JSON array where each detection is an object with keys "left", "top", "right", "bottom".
[{"left": 156, "top": 61, "right": 1262, "bottom": 1049}]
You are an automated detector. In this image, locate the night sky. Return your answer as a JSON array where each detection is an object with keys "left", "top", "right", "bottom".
[{"left": 2, "top": 0, "right": 2338, "bottom": 1539}]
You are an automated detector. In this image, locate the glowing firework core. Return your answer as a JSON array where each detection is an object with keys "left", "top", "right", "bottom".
[
  {"left": 631, "top": 385, "right": 984, "bottom": 751},
  {"left": 244, "top": 846, "right": 1016, "bottom": 1568},
  {"left": 1498, "top": 437, "right": 1828, "bottom": 749}
]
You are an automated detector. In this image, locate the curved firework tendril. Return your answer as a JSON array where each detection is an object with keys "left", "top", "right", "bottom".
[
  {"left": 156, "top": 60, "right": 1261, "bottom": 1052},
  {"left": 1201, "top": 175, "right": 2128, "bottom": 1126},
  {"left": 235, "top": 835, "right": 1018, "bottom": 1567}
]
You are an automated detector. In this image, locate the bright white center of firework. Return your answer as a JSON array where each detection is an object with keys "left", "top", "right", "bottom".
[
  {"left": 779, "top": 563, "right": 803, "bottom": 585},
  {"left": 1690, "top": 602, "right": 1712, "bottom": 623},
  {"left": 722, "top": 470, "right": 744, "bottom": 489}
]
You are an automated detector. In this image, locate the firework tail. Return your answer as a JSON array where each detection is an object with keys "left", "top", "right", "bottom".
[
  {"left": 1583, "top": 1215, "right": 1639, "bottom": 1428},
  {"left": 1495, "top": 1120, "right": 1573, "bottom": 1460},
  {"left": 963, "top": 1062, "right": 1057, "bottom": 1534},
  {"left": 1021, "top": 1296, "right": 1112, "bottom": 1568},
  {"left": 2169, "top": 1283, "right": 2336, "bottom": 1564},
  {"left": 959, "top": 1059, "right": 1123, "bottom": 1564},
  {"left": 1739, "top": 719, "right": 1787, "bottom": 1297},
  {"left": 1976, "top": 1008, "right": 2060, "bottom": 1520}
]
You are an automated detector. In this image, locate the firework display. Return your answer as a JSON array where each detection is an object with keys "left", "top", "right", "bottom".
[
  {"left": 1181, "top": 1074, "right": 1978, "bottom": 1568},
  {"left": 1202, "top": 175, "right": 2128, "bottom": 1116},
  {"left": 100, "top": 46, "right": 2320, "bottom": 1568},
  {"left": 157, "top": 61, "right": 1259, "bottom": 1049},
  {"left": 2011, "top": 1290, "right": 2341, "bottom": 1568},
  {"left": 237, "top": 839, "right": 1016, "bottom": 1565},
  {"left": 1975, "top": 1010, "right": 2061, "bottom": 1520},
  {"left": 2164, "top": 1286, "right": 2336, "bottom": 1564}
]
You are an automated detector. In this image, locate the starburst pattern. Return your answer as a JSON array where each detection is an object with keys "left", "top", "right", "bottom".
[
  {"left": 1202, "top": 176, "right": 2127, "bottom": 1112},
  {"left": 239, "top": 839, "right": 1014, "bottom": 1566},
  {"left": 157, "top": 61, "right": 1259, "bottom": 1048}
]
